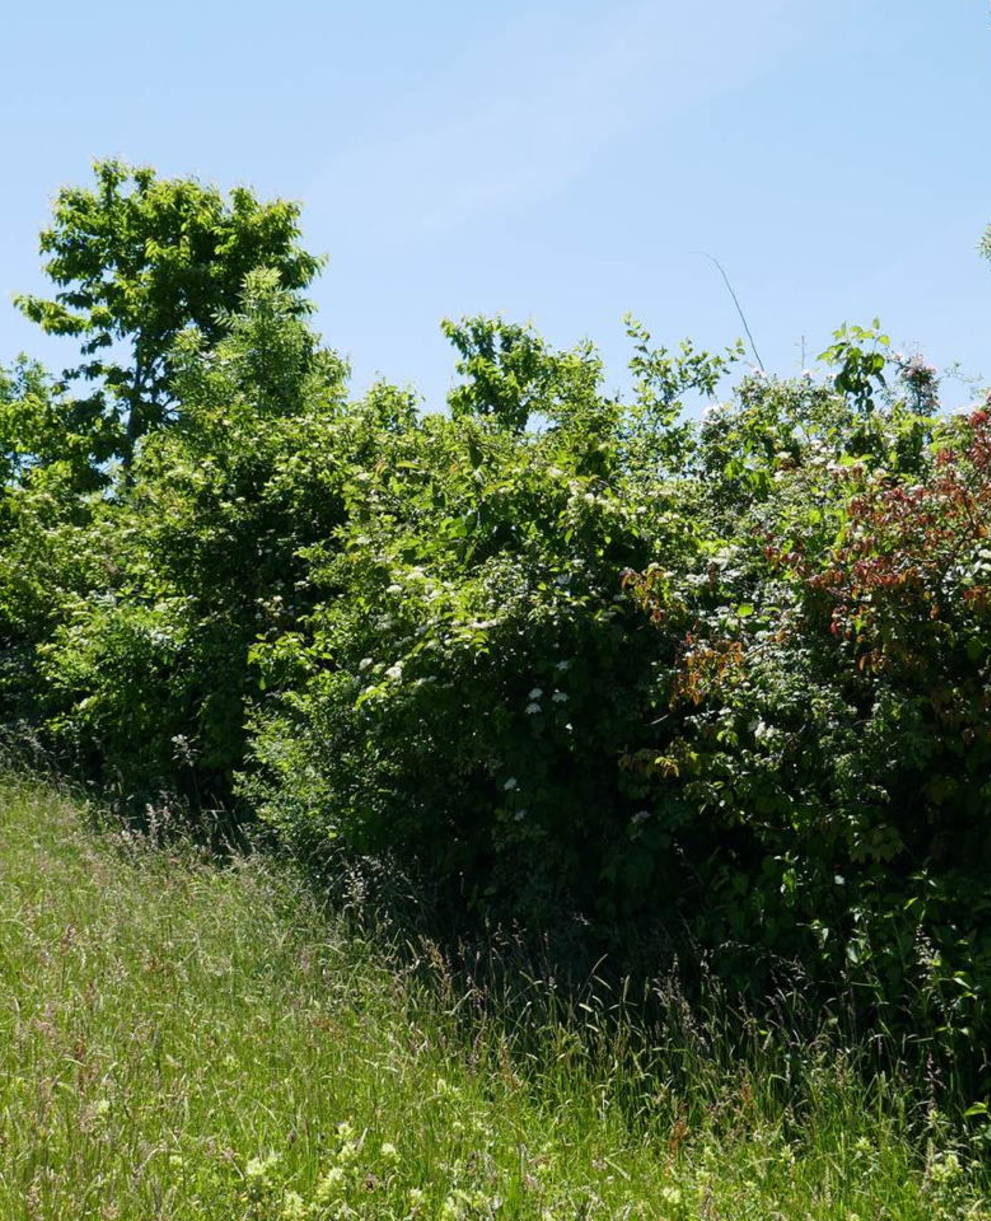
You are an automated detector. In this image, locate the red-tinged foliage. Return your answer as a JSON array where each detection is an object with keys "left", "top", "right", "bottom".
[{"left": 810, "top": 410, "right": 991, "bottom": 674}]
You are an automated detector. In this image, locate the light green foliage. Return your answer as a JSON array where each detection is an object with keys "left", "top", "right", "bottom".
[
  {"left": 819, "top": 320, "right": 891, "bottom": 414},
  {"left": 2, "top": 778, "right": 988, "bottom": 1220},
  {"left": 0, "top": 357, "right": 115, "bottom": 491},
  {"left": 31, "top": 273, "right": 348, "bottom": 807},
  {"left": 15, "top": 159, "right": 322, "bottom": 468},
  {"left": 623, "top": 316, "right": 742, "bottom": 476}
]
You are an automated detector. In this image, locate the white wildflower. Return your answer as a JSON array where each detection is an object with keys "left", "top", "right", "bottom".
[
  {"left": 281, "top": 1190, "right": 307, "bottom": 1220},
  {"left": 314, "top": 1166, "right": 346, "bottom": 1203},
  {"left": 246, "top": 1152, "right": 281, "bottom": 1181}
]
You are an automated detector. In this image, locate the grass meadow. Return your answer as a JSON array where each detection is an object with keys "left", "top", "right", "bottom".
[{"left": 2, "top": 775, "right": 989, "bottom": 1219}]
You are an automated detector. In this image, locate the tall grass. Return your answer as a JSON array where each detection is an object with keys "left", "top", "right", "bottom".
[{"left": 1, "top": 775, "right": 988, "bottom": 1219}]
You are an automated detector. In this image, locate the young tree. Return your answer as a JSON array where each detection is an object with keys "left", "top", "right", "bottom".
[{"left": 15, "top": 160, "right": 323, "bottom": 470}]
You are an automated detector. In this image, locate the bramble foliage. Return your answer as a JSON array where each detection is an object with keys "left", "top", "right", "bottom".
[{"left": 5, "top": 167, "right": 991, "bottom": 1086}]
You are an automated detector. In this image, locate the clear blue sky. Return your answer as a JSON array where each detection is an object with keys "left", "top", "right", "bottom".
[{"left": 3, "top": 1, "right": 990, "bottom": 408}]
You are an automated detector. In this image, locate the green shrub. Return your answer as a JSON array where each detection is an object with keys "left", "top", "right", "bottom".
[
  {"left": 244, "top": 319, "right": 715, "bottom": 919},
  {"left": 33, "top": 274, "right": 349, "bottom": 806}
]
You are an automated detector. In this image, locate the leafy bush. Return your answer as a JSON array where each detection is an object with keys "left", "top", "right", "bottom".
[
  {"left": 244, "top": 318, "right": 714, "bottom": 919},
  {"left": 29, "top": 273, "right": 349, "bottom": 806}
]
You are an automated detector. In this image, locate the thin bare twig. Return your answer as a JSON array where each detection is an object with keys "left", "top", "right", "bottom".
[{"left": 696, "top": 251, "right": 765, "bottom": 372}]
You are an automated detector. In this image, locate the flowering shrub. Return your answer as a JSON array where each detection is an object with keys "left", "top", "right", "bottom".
[{"left": 243, "top": 325, "right": 702, "bottom": 918}]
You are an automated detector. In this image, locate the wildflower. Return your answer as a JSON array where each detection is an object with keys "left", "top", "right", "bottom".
[
  {"left": 526, "top": 702, "right": 541, "bottom": 715},
  {"left": 337, "top": 1139, "right": 359, "bottom": 1164},
  {"left": 503, "top": 778, "right": 518, "bottom": 791},
  {"left": 246, "top": 1152, "right": 281, "bottom": 1182},
  {"left": 281, "top": 1190, "right": 307, "bottom": 1220},
  {"left": 528, "top": 687, "right": 543, "bottom": 699},
  {"left": 514, "top": 808, "right": 527, "bottom": 822},
  {"left": 927, "top": 1150, "right": 963, "bottom": 1185},
  {"left": 631, "top": 810, "right": 650, "bottom": 826},
  {"left": 314, "top": 1166, "right": 346, "bottom": 1203},
  {"left": 659, "top": 1185, "right": 682, "bottom": 1206},
  {"left": 551, "top": 691, "right": 568, "bottom": 703},
  {"left": 386, "top": 583, "right": 402, "bottom": 594},
  {"left": 385, "top": 663, "right": 403, "bottom": 680},
  {"left": 380, "top": 1141, "right": 399, "bottom": 1163}
]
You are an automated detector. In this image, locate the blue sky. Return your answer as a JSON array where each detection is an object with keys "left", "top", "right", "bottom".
[{"left": 2, "top": 1, "right": 990, "bottom": 408}]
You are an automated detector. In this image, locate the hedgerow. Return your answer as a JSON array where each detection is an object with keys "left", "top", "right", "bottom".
[{"left": 4, "top": 162, "right": 991, "bottom": 1089}]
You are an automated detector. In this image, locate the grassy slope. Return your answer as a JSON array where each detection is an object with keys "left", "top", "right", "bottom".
[{"left": 0, "top": 777, "right": 988, "bottom": 1220}]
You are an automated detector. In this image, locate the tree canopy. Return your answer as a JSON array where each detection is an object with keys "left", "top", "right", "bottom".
[{"left": 15, "top": 159, "right": 323, "bottom": 470}]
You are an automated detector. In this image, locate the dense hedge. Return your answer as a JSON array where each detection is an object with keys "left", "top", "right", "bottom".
[{"left": 4, "top": 168, "right": 991, "bottom": 1086}]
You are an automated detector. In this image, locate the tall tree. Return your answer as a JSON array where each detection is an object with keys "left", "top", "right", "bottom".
[{"left": 16, "top": 160, "right": 323, "bottom": 469}]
